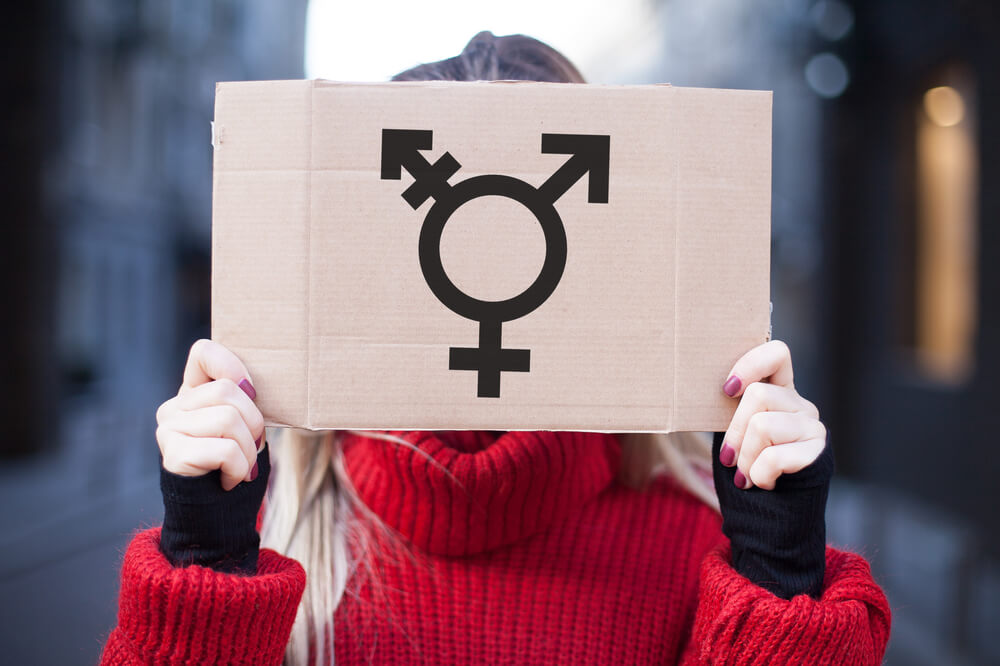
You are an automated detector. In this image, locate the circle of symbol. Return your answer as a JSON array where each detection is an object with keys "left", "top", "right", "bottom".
[{"left": 419, "top": 174, "right": 568, "bottom": 323}]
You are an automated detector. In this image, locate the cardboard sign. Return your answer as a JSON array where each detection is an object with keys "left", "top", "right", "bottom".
[{"left": 211, "top": 80, "right": 771, "bottom": 432}]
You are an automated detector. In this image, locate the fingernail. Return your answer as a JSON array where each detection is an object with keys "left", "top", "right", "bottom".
[
  {"left": 255, "top": 434, "right": 263, "bottom": 450},
  {"left": 238, "top": 378, "right": 257, "bottom": 400},
  {"left": 723, "top": 375, "right": 742, "bottom": 397},
  {"left": 719, "top": 443, "right": 736, "bottom": 466},
  {"left": 249, "top": 460, "right": 259, "bottom": 481},
  {"left": 734, "top": 469, "right": 747, "bottom": 489}
]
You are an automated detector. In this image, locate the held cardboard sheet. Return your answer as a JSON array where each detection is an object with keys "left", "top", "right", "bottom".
[{"left": 211, "top": 79, "right": 771, "bottom": 432}]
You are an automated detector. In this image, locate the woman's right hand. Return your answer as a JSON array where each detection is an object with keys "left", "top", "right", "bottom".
[{"left": 156, "top": 339, "right": 265, "bottom": 491}]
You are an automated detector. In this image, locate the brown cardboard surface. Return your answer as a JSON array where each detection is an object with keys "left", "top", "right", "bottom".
[{"left": 211, "top": 80, "right": 771, "bottom": 432}]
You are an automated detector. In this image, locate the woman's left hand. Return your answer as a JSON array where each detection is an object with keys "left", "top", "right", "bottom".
[{"left": 719, "top": 340, "right": 827, "bottom": 490}]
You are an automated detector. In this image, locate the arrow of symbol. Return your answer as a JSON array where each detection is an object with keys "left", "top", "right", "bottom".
[
  {"left": 538, "top": 133, "right": 610, "bottom": 204},
  {"left": 382, "top": 129, "right": 609, "bottom": 207},
  {"left": 381, "top": 129, "right": 461, "bottom": 209}
]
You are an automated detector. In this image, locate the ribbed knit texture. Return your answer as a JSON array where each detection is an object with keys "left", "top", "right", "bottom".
[
  {"left": 101, "top": 431, "right": 890, "bottom": 664},
  {"left": 159, "top": 443, "right": 271, "bottom": 574},
  {"left": 100, "top": 528, "right": 305, "bottom": 665},
  {"left": 341, "top": 430, "right": 620, "bottom": 555},
  {"left": 712, "top": 431, "right": 834, "bottom": 599},
  {"left": 687, "top": 546, "right": 892, "bottom": 664}
]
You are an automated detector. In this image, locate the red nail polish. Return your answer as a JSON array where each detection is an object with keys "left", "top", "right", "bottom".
[
  {"left": 255, "top": 435, "right": 262, "bottom": 448},
  {"left": 734, "top": 469, "right": 747, "bottom": 489},
  {"left": 720, "top": 443, "right": 736, "bottom": 466},
  {"left": 250, "top": 460, "right": 259, "bottom": 481},
  {"left": 723, "top": 375, "right": 742, "bottom": 397},
  {"left": 238, "top": 378, "right": 257, "bottom": 400}
]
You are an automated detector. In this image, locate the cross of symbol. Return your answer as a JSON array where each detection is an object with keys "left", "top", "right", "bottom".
[{"left": 448, "top": 320, "right": 530, "bottom": 398}]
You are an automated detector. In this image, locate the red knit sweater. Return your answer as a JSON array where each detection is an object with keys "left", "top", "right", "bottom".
[{"left": 101, "top": 431, "right": 891, "bottom": 664}]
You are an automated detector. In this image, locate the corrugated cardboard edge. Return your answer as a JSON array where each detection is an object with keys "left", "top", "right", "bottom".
[
  {"left": 305, "top": 79, "right": 315, "bottom": 433},
  {"left": 671, "top": 94, "right": 680, "bottom": 434}
]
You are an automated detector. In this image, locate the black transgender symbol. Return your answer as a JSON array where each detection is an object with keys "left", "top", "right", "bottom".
[{"left": 380, "top": 129, "right": 610, "bottom": 398}]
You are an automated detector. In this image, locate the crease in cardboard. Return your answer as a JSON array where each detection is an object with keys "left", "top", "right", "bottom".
[
  {"left": 288, "top": 424, "right": 683, "bottom": 434},
  {"left": 670, "top": 92, "right": 680, "bottom": 434},
  {"left": 305, "top": 80, "right": 315, "bottom": 431},
  {"left": 308, "top": 79, "right": 675, "bottom": 91}
]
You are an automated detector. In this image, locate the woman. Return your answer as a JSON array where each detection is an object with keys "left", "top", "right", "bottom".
[{"left": 101, "top": 32, "right": 890, "bottom": 665}]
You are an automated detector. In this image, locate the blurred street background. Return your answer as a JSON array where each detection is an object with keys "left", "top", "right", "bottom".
[{"left": 1, "top": 0, "right": 997, "bottom": 663}]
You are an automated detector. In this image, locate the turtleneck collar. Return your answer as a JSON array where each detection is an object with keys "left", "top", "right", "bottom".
[{"left": 341, "top": 430, "right": 621, "bottom": 556}]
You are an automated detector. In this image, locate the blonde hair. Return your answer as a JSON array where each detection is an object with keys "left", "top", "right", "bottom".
[{"left": 260, "top": 428, "right": 717, "bottom": 665}]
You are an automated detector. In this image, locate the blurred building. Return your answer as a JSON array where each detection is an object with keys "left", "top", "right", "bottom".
[
  {"left": 4, "top": 0, "right": 308, "bottom": 458},
  {"left": 0, "top": 1, "right": 307, "bottom": 662},
  {"left": 825, "top": 1, "right": 999, "bottom": 662},
  {"left": 51, "top": 0, "right": 309, "bottom": 454}
]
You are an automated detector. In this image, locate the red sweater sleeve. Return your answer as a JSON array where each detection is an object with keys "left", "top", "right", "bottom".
[
  {"left": 100, "top": 527, "right": 306, "bottom": 665},
  {"left": 682, "top": 545, "right": 891, "bottom": 665}
]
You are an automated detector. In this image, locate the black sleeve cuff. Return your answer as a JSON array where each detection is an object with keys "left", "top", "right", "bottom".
[
  {"left": 712, "top": 431, "right": 834, "bottom": 599},
  {"left": 159, "top": 442, "right": 271, "bottom": 575}
]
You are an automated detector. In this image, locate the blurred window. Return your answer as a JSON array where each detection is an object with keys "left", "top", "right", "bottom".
[{"left": 908, "top": 67, "right": 978, "bottom": 384}]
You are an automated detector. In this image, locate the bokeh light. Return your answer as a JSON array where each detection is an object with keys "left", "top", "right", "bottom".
[
  {"left": 804, "top": 52, "right": 849, "bottom": 98},
  {"left": 923, "top": 85, "right": 965, "bottom": 127}
]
